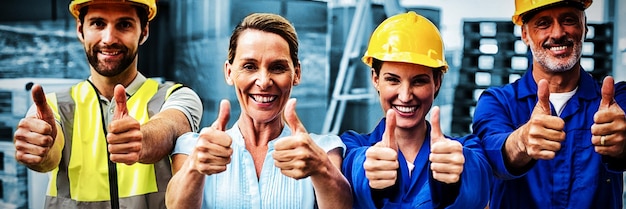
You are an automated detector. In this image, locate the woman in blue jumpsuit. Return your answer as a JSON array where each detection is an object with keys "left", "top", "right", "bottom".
[{"left": 340, "top": 11, "right": 491, "bottom": 209}]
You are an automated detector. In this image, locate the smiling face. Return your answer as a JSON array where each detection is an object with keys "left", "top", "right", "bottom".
[
  {"left": 225, "top": 29, "right": 301, "bottom": 124},
  {"left": 77, "top": 3, "right": 147, "bottom": 77},
  {"left": 372, "top": 61, "right": 440, "bottom": 130},
  {"left": 522, "top": 6, "right": 585, "bottom": 73}
]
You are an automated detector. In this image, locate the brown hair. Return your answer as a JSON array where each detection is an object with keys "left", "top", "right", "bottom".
[{"left": 227, "top": 13, "right": 299, "bottom": 66}]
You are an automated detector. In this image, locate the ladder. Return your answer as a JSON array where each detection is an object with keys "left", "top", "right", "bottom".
[
  {"left": 322, "top": 0, "right": 373, "bottom": 134},
  {"left": 322, "top": 0, "right": 405, "bottom": 134}
]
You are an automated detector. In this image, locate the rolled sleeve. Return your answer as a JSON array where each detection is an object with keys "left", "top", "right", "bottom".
[
  {"left": 161, "top": 87, "right": 203, "bottom": 132},
  {"left": 473, "top": 88, "right": 530, "bottom": 179},
  {"left": 310, "top": 133, "right": 346, "bottom": 156},
  {"left": 172, "top": 132, "right": 198, "bottom": 155}
]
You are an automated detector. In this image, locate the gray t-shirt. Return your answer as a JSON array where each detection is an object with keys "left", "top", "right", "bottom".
[{"left": 27, "top": 73, "right": 203, "bottom": 132}]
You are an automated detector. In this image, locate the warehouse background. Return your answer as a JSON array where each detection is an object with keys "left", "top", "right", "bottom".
[{"left": 0, "top": 0, "right": 624, "bottom": 208}]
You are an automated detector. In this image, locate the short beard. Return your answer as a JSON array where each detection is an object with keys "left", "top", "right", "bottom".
[
  {"left": 528, "top": 34, "right": 583, "bottom": 73},
  {"left": 86, "top": 43, "right": 136, "bottom": 77}
]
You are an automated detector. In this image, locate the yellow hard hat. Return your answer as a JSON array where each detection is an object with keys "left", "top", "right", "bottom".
[
  {"left": 512, "top": 0, "right": 592, "bottom": 25},
  {"left": 69, "top": 0, "right": 157, "bottom": 21},
  {"left": 362, "top": 11, "right": 448, "bottom": 73}
]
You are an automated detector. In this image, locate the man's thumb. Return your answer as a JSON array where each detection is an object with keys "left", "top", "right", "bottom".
[
  {"left": 211, "top": 99, "right": 231, "bottom": 131},
  {"left": 113, "top": 84, "right": 128, "bottom": 120},
  {"left": 284, "top": 98, "right": 307, "bottom": 135},
  {"left": 535, "top": 79, "right": 551, "bottom": 115},
  {"left": 429, "top": 106, "right": 446, "bottom": 146},
  {"left": 31, "top": 84, "right": 57, "bottom": 137},
  {"left": 32, "top": 84, "right": 54, "bottom": 122},
  {"left": 600, "top": 76, "right": 615, "bottom": 109},
  {"left": 383, "top": 109, "right": 397, "bottom": 151}
]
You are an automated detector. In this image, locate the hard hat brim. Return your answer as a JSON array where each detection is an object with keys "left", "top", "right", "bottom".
[
  {"left": 362, "top": 52, "right": 449, "bottom": 73},
  {"left": 69, "top": 0, "right": 157, "bottom": 21},
  {"left": 512, "top": 0, "right": 591, "bottom": 25}
]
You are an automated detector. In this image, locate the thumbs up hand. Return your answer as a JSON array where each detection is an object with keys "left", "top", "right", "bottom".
[
  {"left": 591, "top": 76, "right": 626, "bottom": 158},
  {"left": 273, "top": 98, "right": 329, "bottom": 179},
  {"left": 14, "top": 84, "right": 58, "bottom": 167},
  {"left": 429, "top": 106, "right": 464, "bottom": 184},
  {"left": 364, "top": 109, "right": 399, "bottom": 189},
  {"left": 516, "top": 79, "right": 566, "bottom": 161},
  {"left": 192, "top": 99, "right": 233, "bottom": 175},
  {"left": 107, "top": 84, "right": 142, "bottom": 165}
]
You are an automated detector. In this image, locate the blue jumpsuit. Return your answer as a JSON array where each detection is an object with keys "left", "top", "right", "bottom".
[
  {"left": 473, "top": 68, "right": 626, "bottom": 208},
  {"left": 341, "top": 119, "right": 491, "bottom": 208}
]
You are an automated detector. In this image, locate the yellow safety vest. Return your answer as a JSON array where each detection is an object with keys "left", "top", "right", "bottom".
[{"left": 44, "top": 79, "right": 181, "bottom": 209}]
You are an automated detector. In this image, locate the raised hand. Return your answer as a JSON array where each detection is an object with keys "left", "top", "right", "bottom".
[
  {"left": 192, "top": 99, "right": 233, "bottom": 175},
  {"left": 14, "top": 84, "right": 58, "bottom": 167},
  {"left": 519, "top": 79, "right": 566, "bottom": 160},
  {"left": 429, "top": 106, "right": 464, "bottom": 184},
  {"left": 591, "top": 76, "right": 626, "bottom": 157},
  {"left": 364, "top": 109, "right": 399, "bottom": 189},
  {"left": 273, "top": 98, "right": 329, "bottom": 179},
  {"left": 107, "top": 84, "right": 142, "bottom": 165}
]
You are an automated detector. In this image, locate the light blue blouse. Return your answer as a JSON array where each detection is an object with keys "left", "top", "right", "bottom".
[{"left": 173, "top": 123, "right": 346, "bottom": 209}]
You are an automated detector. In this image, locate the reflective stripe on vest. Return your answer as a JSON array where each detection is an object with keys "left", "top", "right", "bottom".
[{"left": 44, "top": 79, "right": 180, "bottom": 204}]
